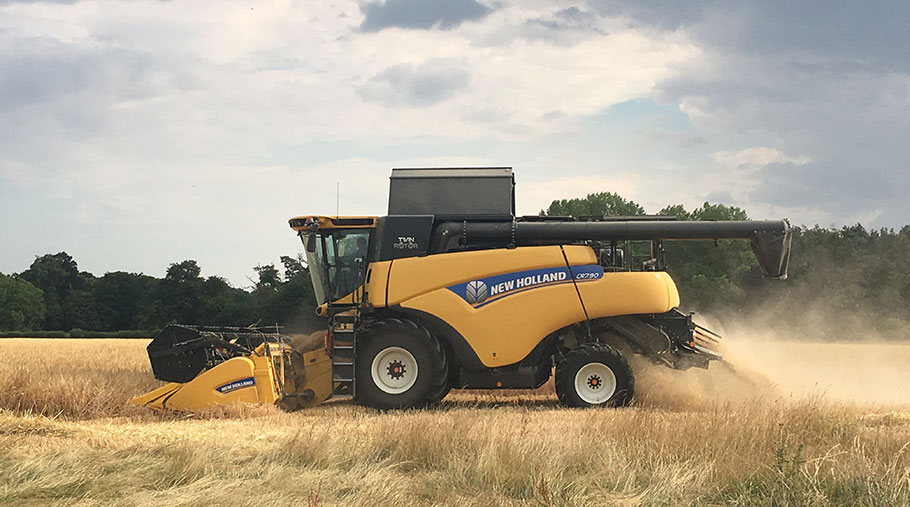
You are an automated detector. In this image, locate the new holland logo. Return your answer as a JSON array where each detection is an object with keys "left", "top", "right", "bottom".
[
  {"left": 215, "top": 377, "right": 256, "bottom": 394},
  {"left": 447, "top": 265, "right": 604, "bottom": 308},
  {"left": 464, "top": 280, "right": 489, "bottom": 304}
]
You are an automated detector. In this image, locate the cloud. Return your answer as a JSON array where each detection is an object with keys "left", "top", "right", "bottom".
[
  {"left": 525, "top": 6, "right": 601, "bottom": 32},
  {"left": 749, "top": 160, "right": 902, "bottom": 214},
  {"left": 597, "top": 0, "right": 910, "bottom": 227},
  {"left": 645, "top": 129, "right": 707, "bottom": 148},
  {"left": 357, "top": 60, "right": 470, "bottom": 107},
  {"left": 520, "top": 6, "right": 607, "bottom": 46},
  {"left": 0, "top": 0, "right": 79, "bottom": 4},
  {"left": 2, "top": 0, "right": 903, "bottom": 286},
  {"left": 359, "top": 0, "right": 493, "bottom": 32},
  {"left": 710, "top": 147, "right": 808, "bottom": 172}
]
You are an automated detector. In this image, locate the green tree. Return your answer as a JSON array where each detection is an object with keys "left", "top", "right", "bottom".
[
  {"left": 544, "top": 192, "right": 645, "bottom": 218},
  {"left": 276, "top": 254, "right": 319, "bottom": 331},
  {"left": 0, "top": 273, "right": 46, "bottom": 331},
  {"left": 658, "top": 202, "right": 754, "bottom": 310},
  {"left": 61, "top": 281, "right": 101, "bottom": 331},
  {"left": 254, "top": 264, "right": 281, "bottom": 290},
  {"left": 251, "top": 263, "right": 282, "bottom": 325},
  {"left": 248, "top": 258, "right": 320, "bottom": 331},
  {"left": 18, "top": 252, "right": 80, "bottom": 330},
  {"left": 199, "top": 276, "right": 255, "bottom": 326},
  {"left": 280, "top": 254, "right": 308, "bottom": 282},
  {"left": 93, "top": 272, "right": 158, "bottom": 331},
  {"left": 150, "top": 260, "right": 205, "bottom": 326}
]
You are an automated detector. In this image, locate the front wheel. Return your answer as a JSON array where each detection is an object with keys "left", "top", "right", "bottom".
[
  {"left": 355, "top": 318, "right": 449, "bottom": 409},
  {"left": 555, "top": 343, "right": 634, "bottom": 408}
]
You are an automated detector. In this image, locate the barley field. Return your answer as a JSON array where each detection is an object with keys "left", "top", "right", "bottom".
[{"left": 1, "top": 337, "right": 908, "bottom": 506}]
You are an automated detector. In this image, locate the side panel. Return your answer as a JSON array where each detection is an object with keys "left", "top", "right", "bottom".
[
  {"left": 365, "top": 260, "right": 391, "bottom": 308},
  {"left": 402, "top": 285, "right": 586, "bottom": 367},
  {"left": 562, "top": 244, "right": 598, "bottom": 266},
  {"left": 577, "top": 271, "right": 681, "bottom": 319},
  {"left": 132, "top": 356, "right": 279, "bottom": 411},
  {"left": 387, "top": 246, "right": 574, "bottom": 305},
  {"left": 390, "top": 246, "right": 587, "bottom": 368}
]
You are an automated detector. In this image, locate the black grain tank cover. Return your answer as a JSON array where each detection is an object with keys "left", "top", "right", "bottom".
[
  {"left": 373, "top": 215, "right": 435, "bottom": 261},
  {"left": 388, "top": 167, "right": 515, "bottom": 219}
]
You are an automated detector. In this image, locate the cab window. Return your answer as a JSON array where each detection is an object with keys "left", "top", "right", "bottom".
[{"left": 304, "top": 229, "right": 371, "bottom": 304}]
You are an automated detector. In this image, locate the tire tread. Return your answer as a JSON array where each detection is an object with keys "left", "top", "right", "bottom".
[
  {"left": 555, "top": 343, "right": 634, "bottom": 408},
  {"left": 355, "top": 318, "right": 448, "bottom": 409}
]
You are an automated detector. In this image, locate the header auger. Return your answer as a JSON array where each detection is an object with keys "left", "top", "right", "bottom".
[{"left": 132, "top": 167, "right": 791, "bottom": 411}]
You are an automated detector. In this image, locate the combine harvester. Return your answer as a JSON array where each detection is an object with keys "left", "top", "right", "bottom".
[{"left": 133, "top": 167, "right": 791, "bottom": 411}]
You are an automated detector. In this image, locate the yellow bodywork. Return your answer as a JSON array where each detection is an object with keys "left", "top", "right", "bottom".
[
  {"left": 132, "top": 235, "right": 682, "bottom": 410},
  {"left": 290, "top": 216, "right": 680, "bottom": 367},
  {"left": 368, "top": 245, "right": 680, "bottom": 368},
  {"left": 131, "top": 343, "right": 332, "bottom": 412}
]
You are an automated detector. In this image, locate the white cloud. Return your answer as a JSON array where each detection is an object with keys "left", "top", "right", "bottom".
[
  {"left": 0, "top": 0, "right": 904, "bottom": 283},
  {"left": 710, "top": 147, "right": 809, "bottom": 172}
]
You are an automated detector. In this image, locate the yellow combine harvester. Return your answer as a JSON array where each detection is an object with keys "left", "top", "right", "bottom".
[{"left": 133, "top": 167, "right": 791, "bottom": 411}]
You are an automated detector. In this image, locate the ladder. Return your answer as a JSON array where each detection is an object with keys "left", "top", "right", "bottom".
[
  {"left": 326, "top": 261, "right": 367, "bottom": 400},
  {"left": 329, "top": 311, "right": 358, "bottom": 398}
]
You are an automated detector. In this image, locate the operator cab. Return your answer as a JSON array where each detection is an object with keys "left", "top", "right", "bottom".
[{"left": 289, "top": 216, "right": 377, "bottom": 308}]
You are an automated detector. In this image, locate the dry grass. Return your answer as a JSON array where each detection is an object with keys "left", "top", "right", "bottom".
[{"left": 1, "top": 338, "right": 909, "bottom": 506}]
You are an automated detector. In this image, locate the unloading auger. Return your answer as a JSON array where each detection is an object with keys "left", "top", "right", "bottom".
[{"left": 132, "top": 167, "right": 791, "bottom": 411}]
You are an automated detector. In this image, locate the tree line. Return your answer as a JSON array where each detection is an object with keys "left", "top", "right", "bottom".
[
  {"left": 0, "top": 253, "right": 318, "bottom": 335},
  {"left": 2, "top": 192, "right": 909, "bottom": 340},
  {"left": 546, "top": 193, "right": 910, "bottom": 339}
]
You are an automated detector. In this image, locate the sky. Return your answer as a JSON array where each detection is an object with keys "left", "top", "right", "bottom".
[{"left": 1, "top": 0, "right": 908, "bottom": 287}]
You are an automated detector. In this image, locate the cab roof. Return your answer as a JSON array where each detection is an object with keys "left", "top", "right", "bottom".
[{"left": 288, "top": 216, "right": 378, "bottom": 232}]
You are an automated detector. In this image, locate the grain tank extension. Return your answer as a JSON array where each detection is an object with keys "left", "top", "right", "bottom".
[{"left": 133, "top": 167, "right": 791, "bottom": 410}]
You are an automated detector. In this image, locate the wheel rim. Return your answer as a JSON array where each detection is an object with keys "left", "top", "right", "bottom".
[
  {"left": 370, "top": 346, "right": 419, "bottom": 394},
  {"left": 574, "top": 362, "right": 617, "bottom": 404}
]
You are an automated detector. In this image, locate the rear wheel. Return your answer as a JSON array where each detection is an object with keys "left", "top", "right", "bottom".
[
  {"left": 355, "top": 318, "right": 449, "bottom": 409},
  {"left": 555, "top": 343, "right": 634, "bottom": 408}
]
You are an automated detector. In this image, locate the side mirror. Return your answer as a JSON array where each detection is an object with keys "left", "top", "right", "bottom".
[{"left": 305, "top": 232, "right": 317, "bottom": 253}]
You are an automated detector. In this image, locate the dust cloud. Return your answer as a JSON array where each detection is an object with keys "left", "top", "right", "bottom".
[
  {"left": 633, "top": 314, "right": 910, "bottom": 411},
  {"left": 288, "top": 331, "right": 324, "bottom": 354}
]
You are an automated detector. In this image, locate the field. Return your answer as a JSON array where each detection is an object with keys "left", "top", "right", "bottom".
[{"left": 1, "top": 337, "right": 909, "bottom": 506}]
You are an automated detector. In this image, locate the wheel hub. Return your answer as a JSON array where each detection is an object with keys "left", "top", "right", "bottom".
[
  {"left": 370, "top": 346, "right": 419, "bottom": 394},
  {"left": 574, "top": 362, "right": 617, "bottom": 404},
  {"left": 387, "top": 360, "right": 406, "bottom": 380}
]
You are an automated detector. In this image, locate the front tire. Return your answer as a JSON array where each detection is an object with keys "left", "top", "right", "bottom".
[
  {"left": 555, "top": 343, "right": 634, "bottom": 407},
  {"left": 355, "top": 318, "right": 449, "bottom": 409}
]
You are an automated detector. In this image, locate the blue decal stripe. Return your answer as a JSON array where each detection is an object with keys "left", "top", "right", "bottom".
[
  {"left": 569, "top": 264, "right": 605, "bottom": 282},
  {"left": 447, "top": 264, "right": 604, "bottom": 307},
  {"left": 472, "top": 279, "right": 576, "bottom": 308},
  {"left": 215, "top": 376, "right": 256, "bottom": 394}
]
